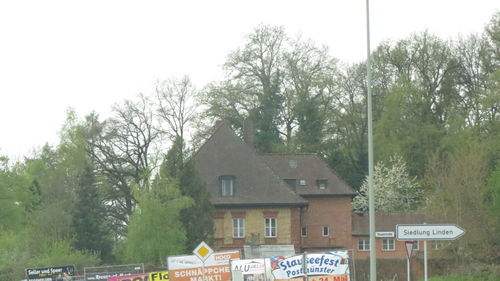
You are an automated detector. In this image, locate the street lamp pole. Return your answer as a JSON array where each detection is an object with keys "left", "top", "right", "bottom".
[{"left": 365, "top": 0, "right": 377, "bottom": 281}]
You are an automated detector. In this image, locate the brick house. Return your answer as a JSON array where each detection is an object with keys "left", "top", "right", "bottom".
[
  {"left": 193, "top": 121, "right": 427, "bottom": 258},
  {"left": 259, "top": 153, "right": 356, "bottom": 252},
  {"left": 351, "top": 212, "right": 427, "bottom": 259},
  {"left": 193, "top": 121, "right": 307, "bottom": 252}
]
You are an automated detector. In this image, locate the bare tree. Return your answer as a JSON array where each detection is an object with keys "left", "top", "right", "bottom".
[
  {"left": 204, "top": 25, "right": 287, "bottom": 152},
  {"left": 87, "top": 94, "right": 163, "bottom": 236},
  {"left": 155, "top": 76, "right": 200, "bottom": 155}
]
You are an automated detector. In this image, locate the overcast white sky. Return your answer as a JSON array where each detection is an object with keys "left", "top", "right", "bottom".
[{"left": 0, "top": 0, "right": 498, "bottom": 161}]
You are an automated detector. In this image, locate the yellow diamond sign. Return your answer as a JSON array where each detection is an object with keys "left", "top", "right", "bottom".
[
  {"left": 193, "top": 241, "right": 213, "bottom": 261},
  {"left": 197, "top": 246, "right": 209, "bottom": 257}
]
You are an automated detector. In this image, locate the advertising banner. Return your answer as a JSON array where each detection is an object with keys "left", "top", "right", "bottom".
[
  {"left": 308, "top": 275, "right": 349, "bottom": 281},
  {"left": 270, "top": 251, "right": 349, "bottom": 280},
  {"left": 85, "top": 264, "right": 144, "bottom": 281},
  {"left": 148, "top": 271, "right": 169, "bottom": 281},
  {"left": 87, "top": 272, "right": 143, "bottom": 281},
  {"left": 26, "top": 265, "right": 76, "bottom": 281},
  {"left": 168, "top": 250, "right": 240, "bottom": 281},
  {"left": 230, "top": 258, "right": 272, "bottom": 281},
  {"left": 276, "top": 276, "right": 347, "bottom": 281},
  {"left": 107, "top": 273, "right": 149, "bottom": 281}
]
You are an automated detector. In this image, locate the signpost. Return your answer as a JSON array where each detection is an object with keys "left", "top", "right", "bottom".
[
  {"left": 396, "top": 224, "right": 465, "bottom": 240},
  {"left": 396, "top": 224, "right": 465, "bottom": 281},
  {"left": 193, "top": 241, "right": 213, "bottom": 281},
  {"left": 404, "top": 241, "right": 415, "bottom": 281},
  {"left": 193, "top": 241, "right": 214, "bottom": 262}
]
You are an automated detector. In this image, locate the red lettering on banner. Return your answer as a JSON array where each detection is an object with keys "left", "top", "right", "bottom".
[
  {"left": 333, "top": 275, "right": 348, "bottom": 281},
  {"left": 214, "top": 255, "right": 230, "bottom": 261}
]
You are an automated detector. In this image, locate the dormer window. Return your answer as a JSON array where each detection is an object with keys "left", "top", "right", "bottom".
[
  {"left": 317, "top": 179, "right": 327, "bottom": 190},
  {"left": 220, "top": 175, "right": 235, "bottom": 197},
  {"left": 284, "top": 179, "right": 296, "bottom": 188}
]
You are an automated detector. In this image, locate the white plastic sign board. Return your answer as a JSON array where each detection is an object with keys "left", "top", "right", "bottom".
[
  {"left": 375, "top": 231, "right": 394, "bottom": 238},
  {"left": 168, "top": 250, "right": 240, "bottom": 281},
  {"left": 397, "top": 224, "right": 465, "bottom": 240}
]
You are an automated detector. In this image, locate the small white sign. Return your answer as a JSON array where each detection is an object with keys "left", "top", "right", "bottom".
[
  {"left": 231, "top": 259, "right": 269, "bottom": 275},
  {"left": 375, "top": 231, "right": 395, "bottom": 238},
  {"left": 397, "top": 224, "right": 465, "bottom": 240}
]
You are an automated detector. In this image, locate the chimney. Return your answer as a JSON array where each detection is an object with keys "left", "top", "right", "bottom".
[{"left": 243, "top": 118, "right": 254, "bottom": 146}]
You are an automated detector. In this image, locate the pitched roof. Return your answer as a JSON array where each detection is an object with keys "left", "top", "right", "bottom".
[
  {"left": 260, "top": 154, "right": 357, "bottom": 197},
  {"left": 193, "top": 121, "right": 307, "bottom": 207},
  {"left": 351, "top": 212, "right": 427, "bottom": 235}
]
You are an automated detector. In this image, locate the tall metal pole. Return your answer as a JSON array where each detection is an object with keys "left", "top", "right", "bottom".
[
  {"left": 407, "top": 257, "right": 411, "bottom": 281},
  {"left": 424, "top": 240, "right": 428, "bottom": 281},
  {"left": 365, "top": 0, "right": 377, "bottom": 281},
  {"left": 303, "top": 252, "right": 309, "bottom": 281}
]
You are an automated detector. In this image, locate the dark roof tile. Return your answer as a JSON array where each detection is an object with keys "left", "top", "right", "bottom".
[
  {"left": 260, "top": 154, "right": 357, "bottom": 196},
  {"left": 193, "top": 121, "right": 307, "bottom": 207}
]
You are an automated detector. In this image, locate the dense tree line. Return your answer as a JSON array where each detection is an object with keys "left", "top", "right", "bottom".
[{"left": 0, "top": 12, "right": 498, "bottom": 279}]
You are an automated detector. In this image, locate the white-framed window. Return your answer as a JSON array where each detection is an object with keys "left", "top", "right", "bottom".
[
  {"left": 382, "top": 239, "right": 395, "bottom": 251},
  {"left": 265, "top": 217, "right": 277, "bottom": 237},
  {"left": 301, "top": 227, "right": 307, "bottom": 237},
  {"left": 322, "top": 226, "right": 330, "bottom": 237},
  {"left": 220, "top": 175, "right": 234, "bottom": 197},
  {"left": 358, "top": 239, "right": 370, "bottom": 251},
  {"left": 232, "top": 218, "right": 245, "bottom": 238}
]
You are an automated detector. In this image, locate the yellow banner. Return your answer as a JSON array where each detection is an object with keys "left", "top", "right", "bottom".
[{"left": 149, "top": 271, "right": 169, "bottom": 281}]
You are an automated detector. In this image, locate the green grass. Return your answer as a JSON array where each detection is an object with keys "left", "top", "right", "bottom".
[{"left": 428, "top": 273, "right": 500, "bottom": 281}]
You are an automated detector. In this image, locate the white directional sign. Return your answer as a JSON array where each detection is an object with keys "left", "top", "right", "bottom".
[{"left": 397, "top": 224, "right": 465, "bottom": 240}]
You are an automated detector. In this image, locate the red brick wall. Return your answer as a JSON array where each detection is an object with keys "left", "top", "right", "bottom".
[
  {"left": 352, "top": 237, "right": 422, "bottom": 259},
  {"left": 301, "top": 197, "right": 353, "bottom": 251},
  {"left": 290, "top": 207, "right": 302, "bottom": 253}
]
